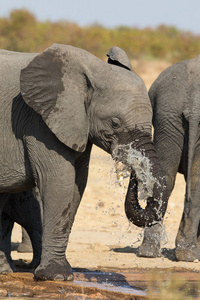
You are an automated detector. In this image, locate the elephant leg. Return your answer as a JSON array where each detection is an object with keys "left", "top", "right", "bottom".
[
  {"left": 4, "top": 189, "right": 42, "bottom": 270},
  {"left": 175, "top": 149, "right": 200, "bottom": 261},
  {"left": 2, "top": 211, "right": 14, "bottom": 270},
  {"left": 138, "top": 127, "right": 183, "bottom": 258},
  {"left": 138, "top": 223, "right": 163, "bottom": 257},
  {"left": 0, "top": 193, "right": 14, "bottom": 274},
  {"left": 35, "top": 144, "right": 92, "bottom": 281},
  {"left": 17, "top": 227, "right": 32, "bottom": 253},
  {"left": 34, "top": 158, "right": 77, "bottom": 281},
  {"left": 26, "top": 188, "right": 43, "bottom": 269}
]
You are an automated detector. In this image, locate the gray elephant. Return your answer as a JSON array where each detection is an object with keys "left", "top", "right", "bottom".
[
  {"left": 139, "top": 54, "right": 200, "bottom": 262},
  {"left": 1, "top": 189, "right": 42, "bottom": 274},
  {"left": 0, "top": 44, "right": 168, "bottom": 281}
]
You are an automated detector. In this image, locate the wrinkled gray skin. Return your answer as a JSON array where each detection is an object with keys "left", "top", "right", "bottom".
[
  {"left": 1, "top": 189, "right": 42, "bottom": 274},
  {"left": 0, "top": 44, "right": 167, "bottom": 281},
  {"left": 139, "top": 55, "right": 200, "bottom": 262}
]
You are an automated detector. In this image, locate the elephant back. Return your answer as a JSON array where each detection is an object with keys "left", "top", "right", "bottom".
[{"left": 0, "top": 50, "right": 37, "bottom": 101}]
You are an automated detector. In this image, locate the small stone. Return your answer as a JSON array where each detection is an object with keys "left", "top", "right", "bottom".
[
  {"left": 193, "top": 259, "right": 199, "bottom": 263},
  {"left": 32, "top": 285, "right": 45, "bottom": 292},
  {"left": 0, "top": 288, "right": 8, "bottom": 297}
]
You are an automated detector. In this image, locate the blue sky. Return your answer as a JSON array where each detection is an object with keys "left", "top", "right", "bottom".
[{"left": 1, "top": 0, "right": 200, "bottom": 34}]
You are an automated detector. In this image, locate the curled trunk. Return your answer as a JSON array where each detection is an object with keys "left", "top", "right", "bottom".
[
  {"left": 114, "top": 130, "right": 168, "bottom": 228},
  {"left": 125, "top": 170, "right": 167, "bottom": 227},
  {"left": 125, "top": 140, "right": 168, "bottom": 227}
]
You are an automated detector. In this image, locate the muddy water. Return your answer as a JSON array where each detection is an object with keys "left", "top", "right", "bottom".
[
  {"left": 0, "top": 261, "right": 200, "bottom": 299},
  {"left": 0, "top": 267, "right": 146, "bottom": 299}
]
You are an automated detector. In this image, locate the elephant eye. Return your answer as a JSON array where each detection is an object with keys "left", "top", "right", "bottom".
[{"left": 111, "top": 117, "right": 122, "bottom": 129}]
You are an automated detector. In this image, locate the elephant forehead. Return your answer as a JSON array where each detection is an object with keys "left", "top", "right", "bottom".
[
  {"left": 121, "top": 95, "right": 152, "bottom": 117},
  {"left": 127, "top": 105, "right": 152, "bottom": 129}
]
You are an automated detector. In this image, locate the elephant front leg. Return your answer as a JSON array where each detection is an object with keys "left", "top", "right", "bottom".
[
  {"left": 175, "top": 207, "right": 200, "bottom": 262},
  {"left": 138, "top": 126, "right": 182, "bottom": 258},
  {"left": 175, "top": 200, "right": 200, "bottom": 262},
  {"left": 138, "top": 223, "right": 162, "bottom": 257},
  {"left": 138, "top": 166, "right": 176, "bottom": 258},
  {"left": 176, "top": 151, "right": 200, "bottom": 262},
  {"left": 34, "top": 164, "right": 76, "bottom": 281}
]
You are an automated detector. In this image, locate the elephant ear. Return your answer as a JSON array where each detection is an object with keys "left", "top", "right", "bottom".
[
  {"left": 107, "top": 46, "right": 132, "bottom": 71},
  {"left": 20, "top": 44, "right": 90, "bottom": 152}
]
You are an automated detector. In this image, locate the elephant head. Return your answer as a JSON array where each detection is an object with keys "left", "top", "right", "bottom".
[
  {"left": 107, "top": 47, "right": 168, "bottom": 227},
  {"left": 20, "top": 44, "right": 168, "bottom": 227}
]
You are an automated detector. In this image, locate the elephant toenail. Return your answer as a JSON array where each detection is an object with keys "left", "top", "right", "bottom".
[
  {"left": 67, "top": 274, "right": 74, "bottom": 281},
  {"left": 54, "top": 274, "right": 65, "bottom": 281}
]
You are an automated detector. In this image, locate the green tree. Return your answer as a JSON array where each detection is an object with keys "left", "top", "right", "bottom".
[{"left": 1, "top": 9, "right": 200, "bottom": 62}]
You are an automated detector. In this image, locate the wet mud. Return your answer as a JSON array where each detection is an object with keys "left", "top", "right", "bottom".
[{"left": 0, "top": 260, "right": 200, "bottom": 299}]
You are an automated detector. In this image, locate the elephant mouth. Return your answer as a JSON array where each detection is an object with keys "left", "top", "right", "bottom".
[{"left": 91, "top": 132, "right": 114, "bottom": 154}]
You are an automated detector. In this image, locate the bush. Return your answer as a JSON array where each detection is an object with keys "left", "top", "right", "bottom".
[{"left": 1, "top": 9, "right": 200, "bottom": 63}]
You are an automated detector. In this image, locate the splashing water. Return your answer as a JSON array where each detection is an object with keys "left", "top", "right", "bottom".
[
  {"left": 115, "top": 161, "right": 124, "bottom": 186},
  {"left": 114, "top": 161, "right": 130, "bottom": 187},
  {"left": 112, "top": 144, "right": 168, "bottom": 250},
  {"left": 113, "top": 143, "right": 157, "bottom": 200}
]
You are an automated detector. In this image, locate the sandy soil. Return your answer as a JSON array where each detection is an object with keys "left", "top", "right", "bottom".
[{"left": 11, "top": 59, "right": 200, "bottom": 272}]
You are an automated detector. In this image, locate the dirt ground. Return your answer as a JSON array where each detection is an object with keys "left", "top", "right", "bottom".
[{"left": 11, "top": 59, "right": 200, "bottom": 273}]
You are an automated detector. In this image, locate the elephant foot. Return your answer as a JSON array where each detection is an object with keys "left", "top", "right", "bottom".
[
  {"left": 17, "top": 241, "right": 32, "bottom": 253},
  {"left": 34, "top": 258, "right": 74, "bottom": 281},
  {"left": 0, "top": 251, "right": 14, "bottom": 274},
  {"left": 138, "top": 223, "right": 162, "bottom": 258},
  {"left": 138, "top": 242, "right": 161, "bottom": 258},
  {"left": 175, "top": 246, "right": 200, "bottom": 262},
  {"left": 0, "top": 264, "right": 13, "bottom": 275}
]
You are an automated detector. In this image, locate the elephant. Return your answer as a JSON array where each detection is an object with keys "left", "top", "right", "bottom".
[
  {"left": 138, "top": 54, "right": 200, "bottom": 262},
  {"left": 0, "top": 44, "right": 168, "bottom": 281},
  {"left": 1, "top": 189, "right": 42, "bottom": 274}
]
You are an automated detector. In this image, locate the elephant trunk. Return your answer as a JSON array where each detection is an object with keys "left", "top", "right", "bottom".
[{"left": 113, "top": 130, "right": 168, "bottom": 227}]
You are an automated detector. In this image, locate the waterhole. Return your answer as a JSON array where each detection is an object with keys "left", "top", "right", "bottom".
[{"left": 1, "top": 264, "right": 199, "bottom": 299}]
